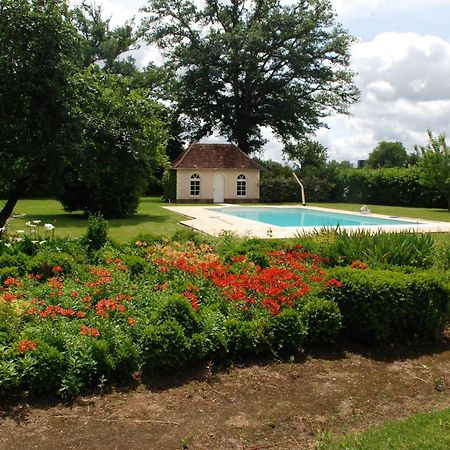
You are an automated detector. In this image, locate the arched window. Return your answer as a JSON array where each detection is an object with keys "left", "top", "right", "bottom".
[
  {"left": 190, "top": 173, "right": 200, "bottom": 196},
  {"left": 236, "top": 174, "right": 246, "bottom": 196}
]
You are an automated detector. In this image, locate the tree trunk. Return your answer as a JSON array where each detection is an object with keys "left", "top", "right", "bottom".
[{"left": 0, "top": 189, "right": 21, "bottom": 229}]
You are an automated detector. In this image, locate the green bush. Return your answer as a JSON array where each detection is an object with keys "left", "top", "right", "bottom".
[
  {"left": 20, "top": 341, "right": 64, "bottom": 395},
  {"left": 82, "top": 213, "right": 109, "bottom": 252},
  {"left": 121, "top": 254, "right": 148, "bottom": 277},
  {"left": 141, "top": 321, "right": 190, "bottom": 376},
  {"left": 300, "top": 299, "right": 342, "bottom": 345},
  {"left": 155, "top": 295, "right": 200, "bottom": 337},
  {"left": 270, "top": 309, "right": 307, "bottom": 354},
  {"left": 321, "top": 267, "right": 450, "bottom": 342},
  {"left": 224, "top": 317, "right": 272, "bottom": 357},
  {"left": 0, "top": 266, "right": 19, "bottom": 283},
  {"left": 91, "top": 335, "right": 138, "bottom": 381},
  {"left": 196, "top": 307, "right": 227, "bottom": 360},
  {"left": 26, "top": 251, "right": 75, "bottom": 277},
  {"left": 0, "top": 345, "right": 19, "bottom": 395},
  {"left": 0, "top": 252, "right": 29, "bottom": 275}
]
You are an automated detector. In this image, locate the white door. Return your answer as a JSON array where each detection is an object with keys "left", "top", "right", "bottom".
[{"left": 213, "top": 173, "right": 225, "bottom": 203}]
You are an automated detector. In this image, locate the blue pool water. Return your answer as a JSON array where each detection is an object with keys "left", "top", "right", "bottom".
[{"left": 210, "top": 207, "right": 419, "bottom": 228}]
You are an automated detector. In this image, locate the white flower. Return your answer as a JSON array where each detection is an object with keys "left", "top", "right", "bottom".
[
  {"left": 25, "top": 221, "right": 32, "bottom": 227},
  {"left": 32, "top": 220, "right": 41, "bottom": 224},
  {"left": 17, "top": 230, "right": 25, "bottom": 234},
  {"left": 14, "top": 237, "right": 23, "bottom": 242},
  {"left": 31, "top": 240, "right": 38, "bottom": 244},
  {"left": 39, "top": 240, "right": 47, "bottom": 245},
  {"left": 44, "top": 223, "right": 55, "bottom": 231},
  {"left": 0, "top": 226, "right": 5, "bottom": 232},
  {"left": 4, "top": 243, "right": 11, "bottom": 248}
]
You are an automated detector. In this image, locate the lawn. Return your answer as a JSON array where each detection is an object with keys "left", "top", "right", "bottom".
[
  {"left": 320, "top": 407, "right": 450, "bottom": 450},
  {"left": 1, "top": 197, "right": 184, "bottom": 242},
  {"left": 1, "top": 197, "right": 449, "bottom": 243}
]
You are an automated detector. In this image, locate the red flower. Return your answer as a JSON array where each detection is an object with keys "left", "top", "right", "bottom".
[
  {"left": 325, "top": 278, "right": 343, "bottom": 288},
  {"left": 127, "top": 316, "right": 136, "bottom": 327},
  {"left": 53, "top": 265, "right": 63, "bottom": 273},
  {"left": 18, "top": 339, "right": 37, "bottom": 353},
  {"left": 80, "top": 324, "right": 100, "bottom": 338}
]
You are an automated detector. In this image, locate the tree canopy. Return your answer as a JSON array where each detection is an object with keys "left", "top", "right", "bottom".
[
  {"left": 56, "top": 68, "right": 168, "bottom": 218},
  {"left": 366, "top": 141, "right": 409, "bottom": 169},
  {"left": 0, "top": 0, "right": 81, "bottom": 227},
  {"left": 415, "top": 131, "right": 450, "bottom": 211},
  {"left": 142, "top": 0, "right": 359, "bottom": 154}
]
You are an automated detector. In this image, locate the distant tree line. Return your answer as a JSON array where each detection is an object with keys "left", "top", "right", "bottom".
[{"left": 258, "top": 136, "right": 449, "bottom": 210}]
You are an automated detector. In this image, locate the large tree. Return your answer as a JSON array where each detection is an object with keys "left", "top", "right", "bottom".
[
  {"left": 415, "top": 131, "right": 450, "bottom": 211},
  {"left": 366, "top": 141, "right": 409, "bottom": 169},
  {"left": 0, "top": 0, "right": 81, "bottom": 228},
  {"left": 72, "top": 0, "right": 137, "bottom": 74},
  {"left": 56, "top": 68, "right": 168, "bottom": 218},
  {"left": 142, "top": 0, "right": 359, "bottom": 154}
]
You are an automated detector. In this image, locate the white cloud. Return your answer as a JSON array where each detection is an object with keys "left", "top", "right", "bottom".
[{"left": 317, "top": 32, "right": 450, "bottom": 162}]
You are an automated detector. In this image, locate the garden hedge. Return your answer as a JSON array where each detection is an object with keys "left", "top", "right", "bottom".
[{"left": 321, "top": 267, "right": 450, "bottom": 342}]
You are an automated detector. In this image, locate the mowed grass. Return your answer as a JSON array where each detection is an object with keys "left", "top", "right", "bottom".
[
  {"left": 308, "top": 202, "right": 450, "bottom": 223},
  {"left": 320, "top": 407, "right": 450, "bottom": 450},
  {"left": 1, "top": 197, "right": 449, "bottom": 244},
  {"left": 1, "top": 197, "right": 185, "bottom": 242}
]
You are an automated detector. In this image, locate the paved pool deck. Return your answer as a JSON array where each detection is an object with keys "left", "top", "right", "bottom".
[{"left": 164, "top": 204, "right": 450, "bottom": 238}]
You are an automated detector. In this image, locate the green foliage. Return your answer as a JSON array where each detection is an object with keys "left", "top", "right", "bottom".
[
  {"left": 321, "top": 267, "right": 450, "bottom": 342},
  {"left": 319, "top": 407, "right": 450, "bottom": 450},
  {"left": 415, "top": 131, "right": 450, "bottom": 211},
  {"left": 366, "top": 141, "right": 409, "bottom": 168},
  {"left": 57, "top": 68, "right": 168, "bottom": 218},
  {"left": 224, "top": 317, "right": 272, "bottom": 357},
  {"left": 120, "top": 254, "right": 148, "bottom": 277},
  {"left": 162, "top": 169, "right": 177, "bottom": 202},
  {"left": 73, "top": 1, "right": 136, "bottom": 73},
  {"left": 284, "top": 139, "right": 328, "bottom": 169},
  {"left": 337, "top": 166, "right": 445, "bottom": 207},
  {"left": 301, "top": 229, "right": 437, "bottom": 269},
  {"left": 196, "top": 307, "right": 227, "bottom": 360},
  {"left": 141, "top": 321, "right": 190, "bottom": 376},
  {"left": 26, "top": 251, "right": 75, "bottom": 278},
  {"left": 82, "top": 213, "right": 109, "bottom": 252},
  {"left": 20, "top": 341, "right": 64, "bottom": 395},
  {"left": 155, "top": 295, "right": 200, "bottom": 338},
  {"left": 0, "top": 0, "right": 81, "bottom": 227},
  {"left": 0, "top": 266, "right": 19, "bottom": 284},
  {"left": 258, "top": 159, "right": 346, "bottom": 203},
  {"left": 142, "top": 0, "right": 358, "bottom": 153},
  {"left": 300, "top": 299, "right": 342, "bottom": 345},
  {"left": 270, "top": 309, "right": 307, "bottom": 354},
  {"left": 0, "top": 252, "right": 30, "bottom": 275}
]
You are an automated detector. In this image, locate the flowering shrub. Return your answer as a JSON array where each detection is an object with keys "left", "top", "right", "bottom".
[{"left": 1, "top": 234, "right": 446, "bottom": 400}]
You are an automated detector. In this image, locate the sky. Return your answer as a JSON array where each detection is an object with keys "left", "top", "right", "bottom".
[{"left": 70, "top": 0, "right": 450, "bottom": 163}]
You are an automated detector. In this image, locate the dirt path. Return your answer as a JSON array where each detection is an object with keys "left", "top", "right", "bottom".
[{"left": 1, "top": 344, "right": 450, "bottom": 450}]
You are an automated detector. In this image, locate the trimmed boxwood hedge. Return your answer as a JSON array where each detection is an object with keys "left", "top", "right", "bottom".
[{"left": 321, "top": 268, "right": 450, "bottom": 342}]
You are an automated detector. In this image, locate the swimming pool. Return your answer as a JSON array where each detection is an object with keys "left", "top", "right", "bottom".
[
  {"left": 165, "top": 205, "right": 450, "bottom": 238},
  {"left": 209, "top": 206, "right": 419, "bottom": 228}
]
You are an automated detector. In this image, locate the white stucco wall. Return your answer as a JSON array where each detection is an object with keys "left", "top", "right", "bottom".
[{"left": 176, "top": 169, "right": 260, "bottom": 201}]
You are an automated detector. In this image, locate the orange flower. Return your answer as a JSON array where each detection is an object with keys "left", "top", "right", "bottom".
[
  {"left": 127, "top": 317, "right": 136, "bottom": 327},
  {"left": 18, "top": 339, "right": 37, "bottom": 353}
]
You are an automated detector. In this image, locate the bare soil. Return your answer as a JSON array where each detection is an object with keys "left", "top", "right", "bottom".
[{"left": 1, "top": 342, "right": 450, "bottom": 450}]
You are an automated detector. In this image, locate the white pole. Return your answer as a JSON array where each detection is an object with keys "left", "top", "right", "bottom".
[{"left": 292, "top": 172, "right": 306, "bottom": 206}]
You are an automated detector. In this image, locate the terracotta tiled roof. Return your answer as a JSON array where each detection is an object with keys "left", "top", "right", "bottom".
[{"left": 171, "top": 143, "right": 261, "bottom": 170}]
